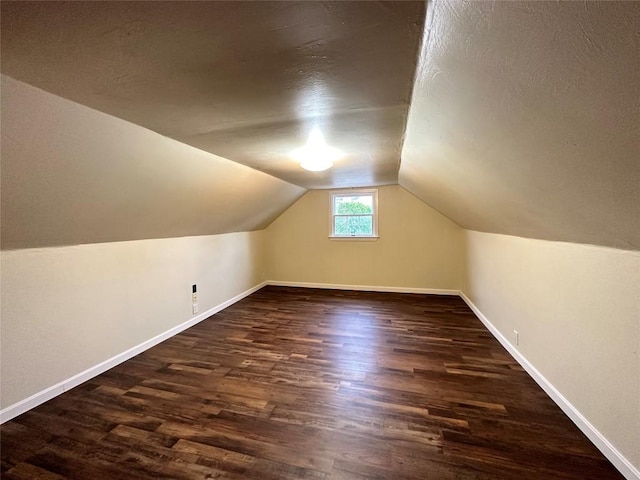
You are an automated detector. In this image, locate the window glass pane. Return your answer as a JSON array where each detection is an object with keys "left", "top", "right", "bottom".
[
  {"left": 334, "top": 194, "right": 373, "bottom": 215},
  {"left": 334, "top": 215, "right": 373, "bottom": 236},
  {"left": 354, "top": 215, "right": 373, "bottom": 235},
  {"left": 334, "top": 216, "right": 348, "bottom": 236}
]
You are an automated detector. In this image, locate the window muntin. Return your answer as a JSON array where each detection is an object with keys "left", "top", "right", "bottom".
[{"left": 330, "top": 189, "right": 378, "bottom": 238}]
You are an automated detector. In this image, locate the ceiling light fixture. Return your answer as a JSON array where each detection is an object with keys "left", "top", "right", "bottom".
[{"left": 291, "top": 128, "right": 343, "bottom": 172}]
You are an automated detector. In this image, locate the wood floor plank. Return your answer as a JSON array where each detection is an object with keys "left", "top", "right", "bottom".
[{"left": 1, "top": 286, "right": 625, "bottom": 479}]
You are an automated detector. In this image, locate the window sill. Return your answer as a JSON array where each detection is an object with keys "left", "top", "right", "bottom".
[{"left": 329, "top": 236, "right": 379, "bottom": 242}]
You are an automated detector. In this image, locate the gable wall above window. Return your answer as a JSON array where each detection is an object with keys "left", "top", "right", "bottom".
[{"left": 265, "top": 185, "right": 464, "bottom": 290}]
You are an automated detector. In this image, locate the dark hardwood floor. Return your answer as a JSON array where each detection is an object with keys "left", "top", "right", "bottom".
[{"left": 1, "top": 286, "right": 624, "bottom": 479}]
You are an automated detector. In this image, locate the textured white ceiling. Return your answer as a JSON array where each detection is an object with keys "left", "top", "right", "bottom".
[
  {"left": 2, "top": 0, "right": 638, "bottom": 251},
  {"left": 1, "top": 1, "right": 424, "bottom": 189},
  {"left": 400, "top": 0, "right": 639, "bottom": 250},
  {"left": 1, "top": 76, "right": 305, "bottom": 249}
]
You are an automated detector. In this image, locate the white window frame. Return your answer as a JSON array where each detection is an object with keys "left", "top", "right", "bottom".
[{"left": 329, "top": 188, "right": 379, "bottom": 240}]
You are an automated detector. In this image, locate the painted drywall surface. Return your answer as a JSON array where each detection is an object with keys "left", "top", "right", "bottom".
[
  {"left": 0, "top": 231, "right": 265, "bottom": 408},
  {"left": 400, "top": 0, "right": 640, "bottom": 250},
  {"left": 1, "top": 75, "right": 305, "bottom": 249},
  {"left": 265, "top": 185, "right": 464, "bottom": 289},
  {"left": 464, "top": 230, "right": 640, "bottom": 468},
  {"left": 1, "top": 1, "right": 424, "bottom": 189}
]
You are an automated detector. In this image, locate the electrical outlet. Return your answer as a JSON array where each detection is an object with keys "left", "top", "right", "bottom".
[
  {"left": 192, "top": 303, "right": 198, "bottom": 314},
  {"left": 513, "top": 330, "right": 519, "bottom": 346}
]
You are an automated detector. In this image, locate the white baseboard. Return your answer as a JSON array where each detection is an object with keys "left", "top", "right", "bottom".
[
  {"left": 266, "top": 280, "right": 459, "bottom": 296},
  {"left": 0, "top": 281, "right": 268, "bottom": 424},
  {"left": 0, "top": 281, "right": 456, "bottom": 423},
  {"left": 3, "top": 281, "right": 636, "bottom": 480},
  {"left": 459, "top": 291, "right": 639, "bottom": 480}
]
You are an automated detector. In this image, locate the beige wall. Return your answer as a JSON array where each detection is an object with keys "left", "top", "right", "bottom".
[
  {"left": 463, "top": 230, "right": 640, "bottom": 469},
  {"left": 265, "top": 185, "right": 464, "bottom": 290},
  {"left": 1, "top": 184, "right": 465, "bottom": 412},
  {"left": 0, "top": 74, "right": 303, "bottom": 413},
  {"left": 2, "top": 186, "right": 638, "bottom": 475},
  {"left": 0, "top": 231, "right": 265, "bottom": 408}
]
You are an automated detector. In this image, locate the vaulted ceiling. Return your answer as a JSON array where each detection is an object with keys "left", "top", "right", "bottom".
[
  {"left": 1, "top": 0, "right": 638, "bottom": 250},
  {"left": 400, "top": 0, "right": 639, "bottom": 250},
  {"left": 1, "top": 1, "right": 424, "bottom": 189}
]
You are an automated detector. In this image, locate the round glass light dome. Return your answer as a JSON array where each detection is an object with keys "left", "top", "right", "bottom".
[{"left": 291, "top": 128, "right": 343, "bottom": 172}]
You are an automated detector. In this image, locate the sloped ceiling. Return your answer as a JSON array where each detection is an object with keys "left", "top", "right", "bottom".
[
  {"left": 2, "top": 0, "right": 638, "bottom": 251},
  {"left": 1, "top": 1, "right": 424, "bottom": 189},
  {"left": 1, "top": 76, "right": 305, "bottom": 249},
  {"left": 400, "top": 0, "right": 640, "bottom": 250}
]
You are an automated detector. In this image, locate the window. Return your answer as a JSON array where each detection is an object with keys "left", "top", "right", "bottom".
[{"left": 330, "top": 189, "right": 378, "bottom": 239}]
